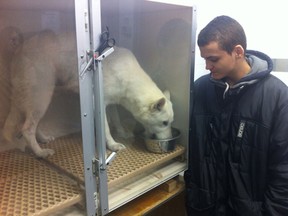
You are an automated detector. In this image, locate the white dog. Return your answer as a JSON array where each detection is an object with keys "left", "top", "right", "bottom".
[{"left": 3, "top": 29, "right": 174, "bottom": 157}]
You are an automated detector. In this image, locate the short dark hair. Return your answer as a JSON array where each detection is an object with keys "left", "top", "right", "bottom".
[{"left": 197, "top": 15, "right": 247, "bottom": 54}]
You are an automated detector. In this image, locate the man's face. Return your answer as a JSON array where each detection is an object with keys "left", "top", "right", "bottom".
[{"left": 199, "top": 41, "right": 237, "bottom": 80}]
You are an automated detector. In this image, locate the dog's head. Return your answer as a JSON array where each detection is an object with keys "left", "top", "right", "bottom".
[{"left": 137, "top": 90, "right": 174, "bottom": 140}]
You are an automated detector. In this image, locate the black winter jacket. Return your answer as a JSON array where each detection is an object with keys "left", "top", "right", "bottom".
[{"left": 184, "top": 50, "right": 288, "bottom": 216}]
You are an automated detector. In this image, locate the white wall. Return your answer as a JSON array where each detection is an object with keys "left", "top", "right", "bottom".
[
  {"left": 148, "top": 0, "right": 288, "bottom": 81},
  {"left": 192, "top": 0, "right": 288, "bottom": 81}
]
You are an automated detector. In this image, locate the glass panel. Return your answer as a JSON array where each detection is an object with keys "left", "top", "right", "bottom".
[
  {"left": 0, "top": 1, "right": 86, "bottom": 215},
  {"left": 100, "top": 0, "right": 194, "bottom": 211},
  {"left": 0, "top": 0, "right": 80, "bottom": 152},
  {"left": 0, "top": 0, "right": 195, "bottom": 214}
]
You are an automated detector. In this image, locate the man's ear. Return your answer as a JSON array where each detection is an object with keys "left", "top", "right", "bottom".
[{"left": 234, "top": 45, "right": 245, "bottom": 58}]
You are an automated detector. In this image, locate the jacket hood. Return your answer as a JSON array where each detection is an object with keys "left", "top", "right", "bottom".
[
  {"left": 242, "top": 50, "right": 273, "bottom": 82},
  {"left": 210, "top": 50, "right": 273, "bottom": 98}
]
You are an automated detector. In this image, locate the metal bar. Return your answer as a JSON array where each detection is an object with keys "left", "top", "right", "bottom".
[
  {"left": 93, "top": 59, "right": 109, "bottom": 215},
  {"left": 188, "top": 5, "right": 197, "bottom": 165},
  {"left": 74, "top": 0, "right": 98, "bottom": 213},
  {"left": 89, "top": 0, "right": 110, "bottom": 215}
]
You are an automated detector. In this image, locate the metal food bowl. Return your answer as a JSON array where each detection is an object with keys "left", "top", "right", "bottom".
[{"left": 141, "top": 128, "right": 181, "bottom": 154}]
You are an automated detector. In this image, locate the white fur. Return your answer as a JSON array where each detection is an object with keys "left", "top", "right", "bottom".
[
  {"left": 103, "top": 47, "right": 174, "bottom": 151},
  {"left": 3, "top": 30, "right": 174, "bottom": 157}
]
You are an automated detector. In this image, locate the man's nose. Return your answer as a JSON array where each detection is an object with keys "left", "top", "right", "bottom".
[{"left": 205, "top": 61, "right": 213, "bottom": 70}]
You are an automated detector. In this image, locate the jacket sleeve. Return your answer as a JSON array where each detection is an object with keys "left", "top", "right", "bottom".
[{"left": 264, "top": 86, "right": 288, "bottom": 215}]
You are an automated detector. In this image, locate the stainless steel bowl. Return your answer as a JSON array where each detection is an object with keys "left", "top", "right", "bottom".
[{"left": 141, "top": 128, "right": 181, "bottom": 154}]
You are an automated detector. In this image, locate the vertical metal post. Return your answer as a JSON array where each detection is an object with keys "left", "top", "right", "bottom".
[
  {"left": 88, "top": 0, "right": 109, "bottom": 214},
  {"left": 93, "top": 58, "right": 109, "bottom": 215},
  {"left": 74, "top": 0, "right": 98, "bottom": 215},
  {"left": 75, "top": 0, "right": 109, "bottom": 215},
  {"left": 188, "top": 5, "right": 197, "bottom": 163}
]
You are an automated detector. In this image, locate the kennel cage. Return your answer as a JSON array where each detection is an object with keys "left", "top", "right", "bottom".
[{"left": 0, "top": 0, "right": 196, "bottom": 215}]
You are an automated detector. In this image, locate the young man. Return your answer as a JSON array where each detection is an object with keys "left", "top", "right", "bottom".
[{"left": 184, "top": 15, "right": 288, "bottom": 215}]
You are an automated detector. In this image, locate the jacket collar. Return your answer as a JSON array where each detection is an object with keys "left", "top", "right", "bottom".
[{"left": 210, "top": 50, "right": 273, "bottom": 99}]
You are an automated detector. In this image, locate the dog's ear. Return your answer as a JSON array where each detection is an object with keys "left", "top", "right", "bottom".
[
  {"left": 163, "top": 90, "right": 170, "bottom": 100},
  {"left": 151, "top": 97, "right": 166, "bottom": 111}
]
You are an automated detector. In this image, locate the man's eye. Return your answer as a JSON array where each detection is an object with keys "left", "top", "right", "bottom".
[
  {"left": 206, "top": 57, "right": 219, "bottom": 63},
  {"left": 210, "top": 58, "right": 219, "bottom": 63}
]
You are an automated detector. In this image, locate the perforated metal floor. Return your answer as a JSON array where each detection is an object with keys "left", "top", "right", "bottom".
[
  {"left": 42, "top": 133, "right": 185, "bottom": 187},
  {"left": 0, "top": 133, "right": 185, "bottom": 215},
  {"left": 0, "top": 150, "right": 83, "bottom": 216}
]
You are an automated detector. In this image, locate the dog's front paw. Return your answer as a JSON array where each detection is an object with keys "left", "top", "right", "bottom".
[
  {"left": 36, "top": 148, "right": 55, "bottom": 158},
  {"left": 108, "top": 142, "right": 126, "bottom": 152}
]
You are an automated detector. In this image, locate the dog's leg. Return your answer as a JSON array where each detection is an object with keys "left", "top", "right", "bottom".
[
  {"left": 21, "top": 113, "right": 54, "bottom": 157},
  {"left": 104, "top": 108, "right": 126, "bottom": 151},
  {"left": 22, "top": 83, "right": 56, "bottom": 157},
  {"left": 18, "top": 67, "right": 56, "bottom": 157},
  {"left": 22, "top": 85, "right": 56, "bottom": 157}
]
